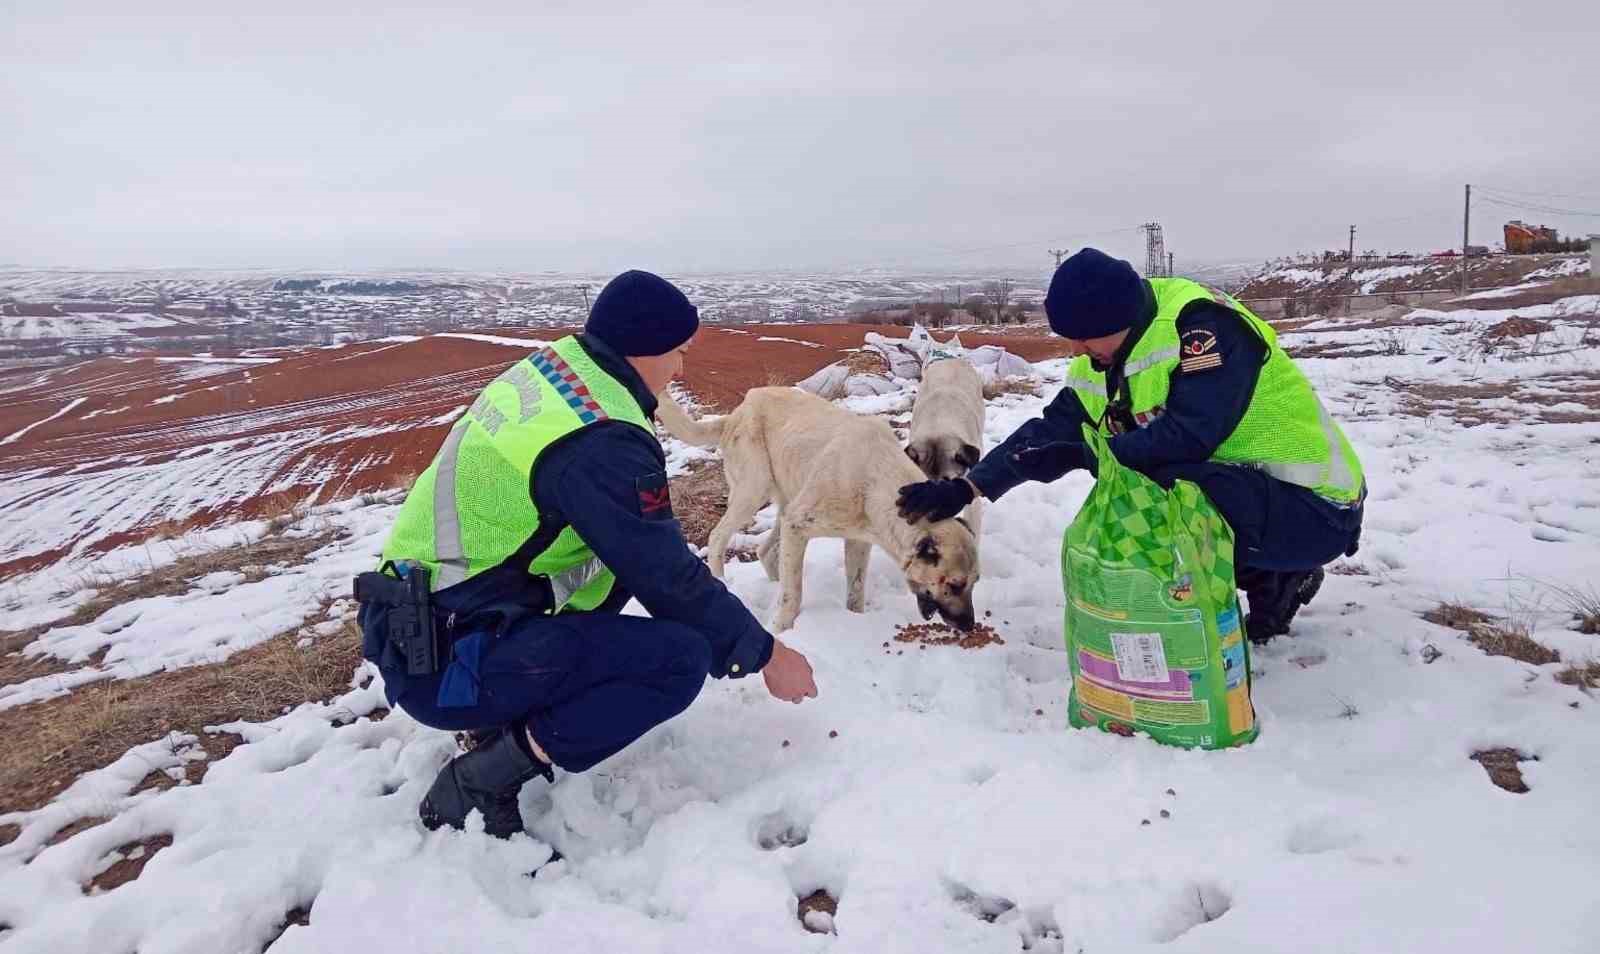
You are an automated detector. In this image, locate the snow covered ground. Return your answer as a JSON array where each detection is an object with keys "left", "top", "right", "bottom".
[{"left": 2, "top": 298, "right": 1598, "bottom": 952}]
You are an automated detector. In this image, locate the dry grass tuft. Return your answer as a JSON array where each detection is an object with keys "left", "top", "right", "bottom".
[
  {"left": 258, "top": 493, "right": 313, "bottom": 536},
  {"left": 1470, "top": 748, "right": 1536, "bottom": 794},
  {"left": 1554, "top": 660, "right": 1600, "bottom": 690},
  {"left": 1481, "top": 316, "right": 1554, "bottom": 341},
  {"left": 842, "top": 350, "right": 889, "bottom": 376},
  {"left": 1546, "top": 582, "right": 1600, "bottom": 635},
  {"left": 1423, "top": 601, "right": 1560, "bottom": 666},
  {"left": 1422, "top": 602, "right": 1496, "bottom": 632},
  {"left": 1465, "top": 621, "right": 1561, "bottom": 666},
  {"left": 0, "top": 527, "right": 347, "bottom": 690},
  {"left": 982, "top": 376, "right": 1041, "bottom": 400},
  {"left": 0, "top": 616, "right": 364, "bottom": 815},
  {"left": 670, "top": 460, "right": 729, "bottom": 552}
]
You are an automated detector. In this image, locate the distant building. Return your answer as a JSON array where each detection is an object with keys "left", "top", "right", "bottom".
[{"left": 1504, "top": 220, "right": 1559, "bottom": 254}]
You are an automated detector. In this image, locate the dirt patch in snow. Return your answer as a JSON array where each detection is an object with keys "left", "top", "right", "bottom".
[
  {"left": 671, "top": 460, "right": 729, "bottom": 551},
  {"left": 797, "top": 889, "right": 838, "bottom": 934},
  {"left": 1471, "top": 748, "right": 1536, "bottom": 794},
  {"left": 87, "top": 833, "right": 173, "bottom": 893},
  {"left": 1481, "top": 316, "right": 1554, "bottom": 340},
  {"left": 0, "top": 525, "right": 347, "bottom": 690},
  {"left": 0, "top": 613, "right": 364, "bottom": 815}
]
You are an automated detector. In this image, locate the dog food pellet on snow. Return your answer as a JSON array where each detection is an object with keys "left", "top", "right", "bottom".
[{"left": 892, "top": 621, "right": 1005, "bottom": 649}]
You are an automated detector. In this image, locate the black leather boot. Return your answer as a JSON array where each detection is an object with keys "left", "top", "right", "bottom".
[
  {"left": 1244, "top": 567, "right": 1325, "bottom": 645},
  {"left": 419, "top": 726, "right": 554, "bottom": 838}
]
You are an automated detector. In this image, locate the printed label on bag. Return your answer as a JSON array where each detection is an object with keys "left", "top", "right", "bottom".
[{"left": 1111, "top": 632, "right": 1170, "bottom": 684}]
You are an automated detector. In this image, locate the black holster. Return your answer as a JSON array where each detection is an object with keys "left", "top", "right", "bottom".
[{"left": 354, "top": 561, "right": 440, "bottom": 677}]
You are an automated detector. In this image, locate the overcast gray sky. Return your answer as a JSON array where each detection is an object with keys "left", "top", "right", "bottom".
[{"left": 4, "top": 1, "right": 1597, "bottom": 273}]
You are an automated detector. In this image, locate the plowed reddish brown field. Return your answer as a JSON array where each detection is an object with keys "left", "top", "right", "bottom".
[{"left": 0, "top": 325, "right": 1067, "bottom": 577}]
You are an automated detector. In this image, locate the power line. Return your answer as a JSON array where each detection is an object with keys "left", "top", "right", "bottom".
[
  {"left": 1476, "top": 194, "right": 1600, "bottom": 218},
  {"left": 1476, "top": 184, "right": 1600, "bottom": 203}
]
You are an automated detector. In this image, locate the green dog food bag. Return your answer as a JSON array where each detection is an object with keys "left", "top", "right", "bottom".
[{"left": 1061, "top": 425, "right": 1257, "bottom": 749}]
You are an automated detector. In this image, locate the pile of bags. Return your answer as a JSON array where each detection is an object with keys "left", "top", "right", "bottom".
[{"left": 797, "top": 324, "right": 1035, "bottom": 399}]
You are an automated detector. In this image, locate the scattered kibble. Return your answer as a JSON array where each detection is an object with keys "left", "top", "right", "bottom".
[
  {"left": 1034, "top": 708, "right": 1044, "bottom": 716},
  {"left": 1165, "top": 788, "right": 1176, "bottom": 796},
  {"left": 1141, "top": 819, "right": 1151, "bottom": 826},
  {"left": 781, "top": 740, "right": 790, "bottom": 748},
  {"left": 893, "top": 621, "right": 1005, "bottom": 649},
  {"left": 828, "top": 730, "right": 839, "bottom": 739},
  {"left": 1159, "top": 809, "right": 1171, "bottom": 819}
]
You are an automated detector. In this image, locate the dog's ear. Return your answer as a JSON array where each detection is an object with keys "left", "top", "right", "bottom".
[
  {"left": 905, "top": 443, "right": 923, "bottom": 466},
  {"left": 954, "top": 443, "right": 981, "bottom": 469},
  {"left": 915, "top": 536, "right": 941, "bottom": 564}
]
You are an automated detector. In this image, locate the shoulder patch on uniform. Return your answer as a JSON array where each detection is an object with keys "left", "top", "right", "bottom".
[
  {"left": 1179, "top": 327, "right": 1223, "bottom": 373},
  {"left": 634, "top": 471, "right": 675, "bottom": 521}
]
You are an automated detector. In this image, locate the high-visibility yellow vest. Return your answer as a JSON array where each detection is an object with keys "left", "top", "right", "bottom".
[
  {"left": 1063, "top": 278, "right": 1364, "bottom": 503},
  {"left": 380, "top": 335, "right": 653, "bottom": 610}
]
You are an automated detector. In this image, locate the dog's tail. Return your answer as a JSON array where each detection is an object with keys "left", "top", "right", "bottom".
[{"left": 653, "top": 390, "right": 727, "bottom": 447}]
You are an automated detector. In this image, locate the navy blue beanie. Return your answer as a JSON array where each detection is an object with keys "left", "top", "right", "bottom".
[
  {"left": 1044, "top": 248, "right": 1147, "bottom": 340},
  {"left": 584, "top": 270, "right": 700, "bottom": 356}
]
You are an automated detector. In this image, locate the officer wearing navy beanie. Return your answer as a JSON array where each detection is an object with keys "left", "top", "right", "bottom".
[
  {"left": 897, "top": 248, "right": 1365, "bottom": 644},
  {"left": 362, "top": 269, "right": 816, "bottom": 840}
]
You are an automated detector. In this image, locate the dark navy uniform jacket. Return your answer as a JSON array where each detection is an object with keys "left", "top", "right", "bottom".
[
  {"left": 524, "top": 334, "right": 774, "bottom": 679},
  {"left": 968, "top": 294, "right": 1268, "bottom": 499}
]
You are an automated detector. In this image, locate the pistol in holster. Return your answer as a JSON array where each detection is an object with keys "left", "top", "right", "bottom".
[{"left": 353, "top": 561, "right": 440, "bottom": 677}]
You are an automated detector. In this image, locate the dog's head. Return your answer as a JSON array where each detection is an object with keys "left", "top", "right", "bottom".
[
  {"left": 905, "top": 437, "right": 982, "bottom": 480},
  {"left": 902, "top": 520, "right": 980, "bottom": 631}
]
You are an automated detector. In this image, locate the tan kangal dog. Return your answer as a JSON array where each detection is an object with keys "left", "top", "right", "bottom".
[
  {"left": 655, "top": 387, "right": 979, "bottom": 632},
  {"left": 905, "top": 357, "right": 985, "bottom": 537}
]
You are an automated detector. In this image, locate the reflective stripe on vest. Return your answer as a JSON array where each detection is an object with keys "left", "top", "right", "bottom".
[
  {"left": 550, "top": 555, "right": 609, "bottom": 608},
  {"left": 380, "top": 335, "right": 654, "bottom": 609},
  {"left": 432, "top": 422, "right": 472, "bottom": 589}
]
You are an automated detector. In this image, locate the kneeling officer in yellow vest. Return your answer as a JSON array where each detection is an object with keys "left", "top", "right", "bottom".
[
  {"left": 897, "top": 248, "right": 1366, "bottom": 644},
  {"left": 356, "top": 270, "right": 817, "bottom": 839}
]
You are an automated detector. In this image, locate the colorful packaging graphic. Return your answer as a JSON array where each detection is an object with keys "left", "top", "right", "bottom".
[{"left": 1062, "top": 426, "right": 1258, "bottom": 749}]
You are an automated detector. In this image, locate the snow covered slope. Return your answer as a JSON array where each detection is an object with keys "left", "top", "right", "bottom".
[{"left": 1, "top": 300, "right": 1598, "bottom": 952}]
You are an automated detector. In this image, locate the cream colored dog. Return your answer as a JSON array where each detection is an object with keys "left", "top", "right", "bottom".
[
  {"left": 656, "top": 387, "right": 980, "bottom": 632},
  {"left": 905, "top": 357, "right": 985, "bottom": 537}
]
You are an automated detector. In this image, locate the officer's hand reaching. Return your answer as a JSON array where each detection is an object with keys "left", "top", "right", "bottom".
[
  {"left": 763, "top": 639, "right": 817, "bottom": 703},
  {"left": 896, "top": 478, "right": 976, "bottom": 524},
  {"left": 1008, "top": 441, "right": 1095, "bottom": 483}
]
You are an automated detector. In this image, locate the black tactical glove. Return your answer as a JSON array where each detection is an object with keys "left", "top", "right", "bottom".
[
  {"left": 1007, "top": 441, "right": 1095, "bottom": 483},
  {"left": 896, "top": 478, "right": 976, "bottom": 523}
]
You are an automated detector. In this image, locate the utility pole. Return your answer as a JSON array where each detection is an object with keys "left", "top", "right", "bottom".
[
  {"left": 1048, "top": 248, "right": 1069, "bottom": 268},
  {"left": 579, "top": 284, "right": 591, "bottom": 314},
  {"left": 1167, "top": 252, "right": 1174, "bottom": 277},
  {"left": 1140, "top": 223, "right": 1166, "bottom": 278},
  {"left": 1460, "top": 184, "right": 1471, "bottom": 293},
  {"left": 1348, "top": 225, "right": 1356, "bottom": 264}
]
